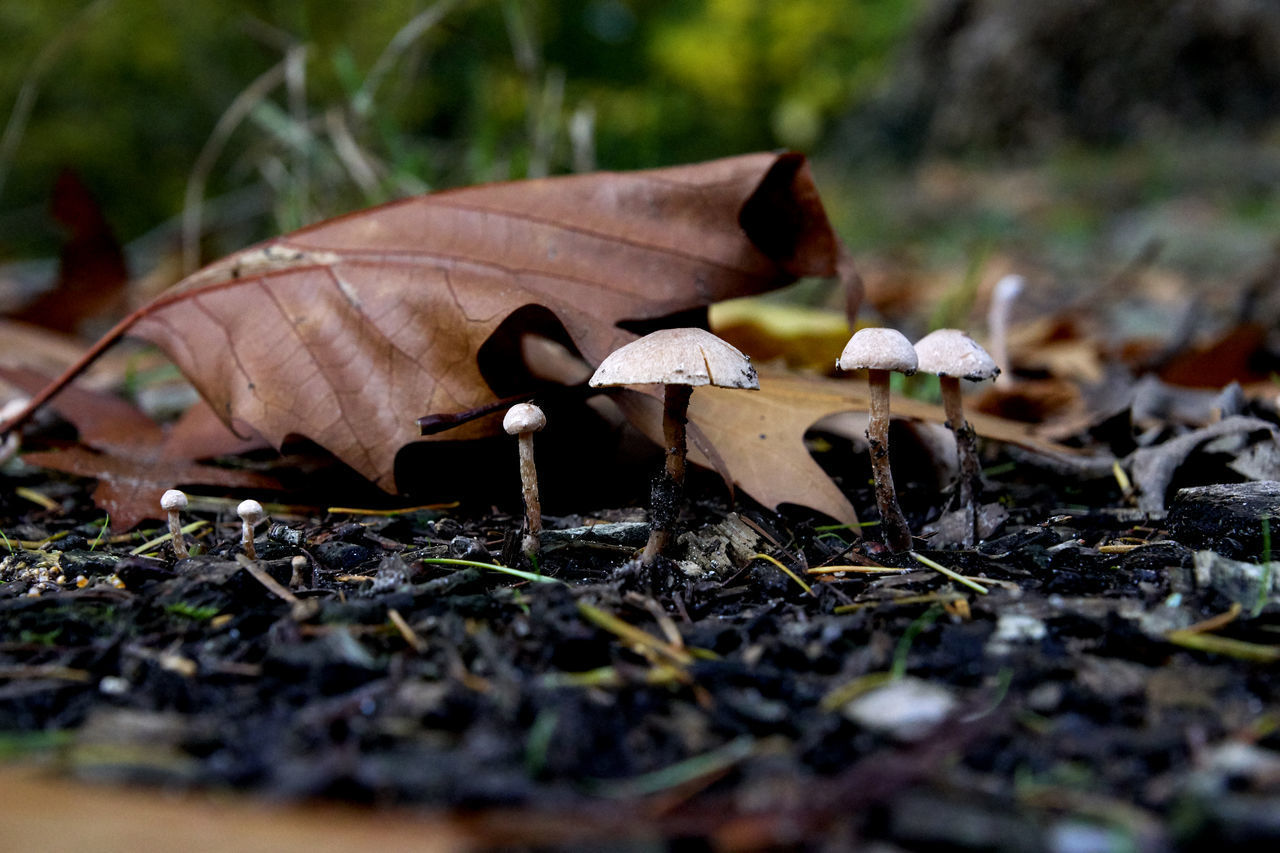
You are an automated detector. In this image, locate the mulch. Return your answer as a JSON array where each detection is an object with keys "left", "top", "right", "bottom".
[{"left": 1, "top": 434, "right": 1278, "bottom": 850}]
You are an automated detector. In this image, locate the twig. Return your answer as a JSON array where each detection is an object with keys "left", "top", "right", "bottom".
[
  {"left": 749, "top": 553, "right": 815, "bottom": 597},
  {"left": 387, "top": 608, "right": 428, "bottom": 653},
  {"left": 910, "top": 551, "right": 989, "bottom": 594},
  {"left": 129, "top": 520, "right": 210, "bottom": 556},
  {"left": 353, "top": 0, "right": 467, "bottom": 117},
  {"left": 576, "top": 601, "right": 693, "bottom": 667}
]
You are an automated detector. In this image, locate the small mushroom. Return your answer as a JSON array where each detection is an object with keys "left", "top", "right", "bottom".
[
  {"left": 237, "top": 499, "right": 265, "bottom": 560},
  {"left": 290, "top": 555, "right": 309, "bottom": 589},
  {"left": 0, "top": 397, "right": 30, "bottom": 467},
  {"left": 160, "top": 489, "right": 189, "bottom": 558},
  {"left": 503, "top": 402, "right": 547, "bottom": 558},
  {"left": 986, "top": 274, "right": 1024, "bottom": 380},
  {"left": 589, "top": 328, "right": 758, "bottom": 565},
  {"left": 913, "top": 329, "right": 1000, "bottom": 547},
  {"left": 837, "top": 328, "right": 918, "bottom": 552}
]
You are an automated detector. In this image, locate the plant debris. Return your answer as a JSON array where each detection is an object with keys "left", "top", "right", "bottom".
[{"left": 1, "top": 433, "right": 1278, "bottom": 849}]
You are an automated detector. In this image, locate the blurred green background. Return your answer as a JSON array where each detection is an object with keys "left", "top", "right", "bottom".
[
  {"left": 0, "top": 0, "right": 916, "bottom": 262},
  {"left": 2, "top": 0, "right": 1278, "bottom": 339}
]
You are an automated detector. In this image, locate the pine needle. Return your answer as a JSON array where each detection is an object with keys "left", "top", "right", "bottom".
[
  {"left": 750, "top": 553, "right": 815, "bottom": 596},
  {"left": 911, "top": 551, "right": 989, "bottom": 594}
]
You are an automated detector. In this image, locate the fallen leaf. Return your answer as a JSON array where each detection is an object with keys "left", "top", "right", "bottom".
[
  {"left": 0, "top": 319, "right": 137, "bottom": 395},
  {"left": 1128, "top": 416, "right": 1280, "bottom": 514},
  {"left": 22, "top": 444, "right": 281, "bottom": 530},
  {"left": 614, "top": 369, "right": 1089, "bottom": 525},
  {"left": 709, "top": 298, "right": 851, "bottom": 372},
  {"left": 0, "top": 366, "right": 163, "bottom": 450},
  {"left": 1157, "top": 323, "right": 1272, "bottom": 388},
  {"left": 9, "top": 169, "right": 129, "bottom": 336},
  {"left": 8, "top": 153, "right": 847, "bottom": 501},
  {"left": 0, "top": 368, "right": 277, "bottom": 529}
]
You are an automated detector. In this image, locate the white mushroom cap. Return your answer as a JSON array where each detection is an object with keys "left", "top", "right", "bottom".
[
  {"left": 237, "top": 499, "right": 264, "bottom": 523},
  {"left": 588, "top": 328, "right": 759, "bottom": 390},
  {"left": 836, "top": 328, "right": 918, "bottom": 374},
  {"left": 160, "top": 489, "right": 188, "bottom": 512},
  {"left": 503, "top": 403, "right": 546, "bottom": 435},
  {"left": 0, "top": 397, "right": 29, "bottom": 422},
  {"left": 914, "top": 329, "right": 1000, "bottom": 382}
]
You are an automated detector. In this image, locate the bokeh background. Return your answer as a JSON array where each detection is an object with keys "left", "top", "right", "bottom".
[{"left": 2, "top": 0, "right": 1279, "bottom": 350}]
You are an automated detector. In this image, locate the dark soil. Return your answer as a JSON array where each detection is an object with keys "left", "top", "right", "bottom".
[{"left": 1, "top": 433, "right": 1279, "bottom": 851}]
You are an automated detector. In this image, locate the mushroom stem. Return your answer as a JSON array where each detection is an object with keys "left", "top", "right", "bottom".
[
  {"left": 641, "top": 383, "right": 692, "bottom": 565},
  {"left": 517, "top": 430, "right": 542, "bottom": 556},
  {"left": 167, "top": 508, "right": 188, "bottom": 558},
  {"left": 939, "top": 376, "right": 980, "bottom": 547},
  {"left": 867, "top": 369, "right": 912, "bottom": 552},
  {"left": 662, "top": 384, "right": 691, "bottom": 487},
  {"left": 242, "top": 523, "right": 257, "bottom": 561}
]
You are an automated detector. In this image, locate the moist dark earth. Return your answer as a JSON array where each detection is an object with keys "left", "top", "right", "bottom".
[{"left": 1, "top": 423, "right": 1279, "bottom": 851}]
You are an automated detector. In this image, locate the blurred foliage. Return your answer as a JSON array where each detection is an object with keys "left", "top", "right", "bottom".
[{"left": 0, "top": 0, "right": 919, "bottom": 262}]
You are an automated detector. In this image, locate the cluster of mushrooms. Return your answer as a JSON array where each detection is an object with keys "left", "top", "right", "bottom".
[
  {"left": 153, "top": 325, "right": 996, "bottom": 568},
  {"left": 159, "top": 490, "right": 267, "bottom": 561},
  {"left": 502, "top": 324, "right": 998, "bottom": 567},
  {"left": 837, "top": 327, "right": 999, "bottom": 551}
]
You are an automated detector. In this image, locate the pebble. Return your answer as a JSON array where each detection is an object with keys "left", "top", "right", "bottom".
[{"left": 840, "top": 677, "right": 958, "bottom": 741}]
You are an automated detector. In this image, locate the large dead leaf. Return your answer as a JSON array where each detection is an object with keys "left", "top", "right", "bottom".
[{"left": 7, "top": 153, "right": 845, "bottom": 498}]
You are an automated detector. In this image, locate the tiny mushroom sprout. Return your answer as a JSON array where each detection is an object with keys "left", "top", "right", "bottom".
[
  {"left": 913, "top": 329, "right": 1000, "bottom": 548},
  {"left": 237, "top": 499, "right": 265, "bottom": 561},
  {"left": 0, "top": 396, "right": 30, "bottom": 467},
  {"left": 503, "top": 402, "right": 547, "bottom": 558},
  {"left": 160, "top": 489, "right": 189, "bottom": 558},
  {"left": 836, "top": 328, "right": 918, "bottom": 552},
  {"left": 589, "top": 328, "right": 758, "bottom": 565}
]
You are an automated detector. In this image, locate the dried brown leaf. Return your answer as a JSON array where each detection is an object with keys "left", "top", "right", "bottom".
[
  {"left": 1, "top": 368, "right": 277, "bottom": 529},
  {"left": 8, "top": 153, "right": 842, "bottom": 500}
]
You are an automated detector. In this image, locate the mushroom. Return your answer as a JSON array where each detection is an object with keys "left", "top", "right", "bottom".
[
  {"left": 913, "top": 329, "right": 1000, "bottom": 547},
  {"left": 836, "top": 328, "right": 918, "bottom": 552},
  {"left": 589, "top": 328, "right": 758, "bottom": 565},
  {"left": 237, "top": 499, "right": 265, "bottom": 560},
  {"left": 0, "top": 397, "right": 30, "bottom": 467},
  {"left": 290, "top": 555, "right": 309, "bottom": 589},
  {"left": 986, "top": 274, "right": 1024, "bottom": 380},
  {"left": 503, "top": 402, "right": 547, "bottom": 558},
  {"left": 160, "top": 489, "right": 189, "bottom": 558}
]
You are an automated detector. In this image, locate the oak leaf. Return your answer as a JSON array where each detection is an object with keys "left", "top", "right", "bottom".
[{"left": 7, "top": 153, "right": 849, "bottom": 507}]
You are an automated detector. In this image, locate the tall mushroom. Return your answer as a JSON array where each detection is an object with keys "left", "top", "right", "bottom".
[
  {"left": 589, "top": 328, "right": 758, "bottom": 565},
  {"left": 503, "top": 402, "right": 546, "bottom": 558},
  {"left": 836, "top": 328, "right": 917, "bottom": 552},
  {"left": 913, "top": 329, "right": 999, "bottom": 547}
]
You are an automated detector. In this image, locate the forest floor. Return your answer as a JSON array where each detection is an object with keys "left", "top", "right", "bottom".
[
  {"left": 2, "top": 140, "right": 1280, "bottom": 850},
  {"left": 1, "top": 423, "right": 1278, "bottom": 850}
]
